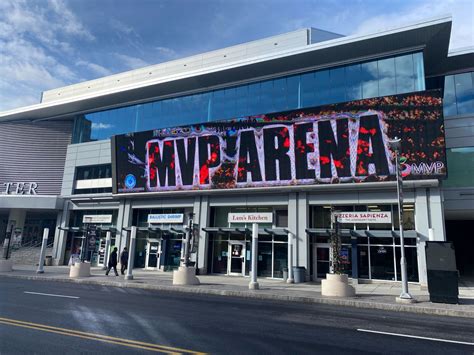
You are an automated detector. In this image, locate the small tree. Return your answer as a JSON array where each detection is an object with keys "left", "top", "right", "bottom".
[{"left": 330, "top": 210, "right": 343, "bottom": 274}]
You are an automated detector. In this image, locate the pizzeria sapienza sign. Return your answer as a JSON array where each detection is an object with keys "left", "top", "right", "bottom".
[
  {"left": 228, "top": 213, "right": 273, "bottom": 224},
  {"left": 82, "top": 215, "right": 113, "bottom": 224},
  {"left": 148, "top": 213, "right": 184, "bottom": 224},
  {"left": 335, "top": 212, "right": 392, "bottom": 224}
]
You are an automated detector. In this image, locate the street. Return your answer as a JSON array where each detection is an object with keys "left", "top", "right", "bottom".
[{"left": 0, "top": 277, "right": 473, "bottom": 354}]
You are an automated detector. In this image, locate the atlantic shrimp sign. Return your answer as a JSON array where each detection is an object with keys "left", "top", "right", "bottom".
[{"left": 112, "top": 90, "right": 446, "bottom": 194}]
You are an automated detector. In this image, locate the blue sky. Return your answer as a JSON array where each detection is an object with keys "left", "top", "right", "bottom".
[{"left": 0, "top": 0, "right": 472, "bottom": 111}]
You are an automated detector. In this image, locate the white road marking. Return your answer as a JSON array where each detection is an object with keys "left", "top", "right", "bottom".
[
  {"left": 357, "top": 329, "right": 474, "bottom": 346},
  {"left": 24, "top": 291, "right": 79, "bottom": 299}
]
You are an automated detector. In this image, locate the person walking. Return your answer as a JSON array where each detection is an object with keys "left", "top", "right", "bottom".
[
  {"left": 106, "top": 247, "right": 119, "bottom": 276},
  {"left": 120, "top": 247, "right": 129, "bottom": 275}
]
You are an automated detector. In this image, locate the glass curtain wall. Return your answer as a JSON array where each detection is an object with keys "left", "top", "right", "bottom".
[
  {"left": 73, "top": 52, "right": 425, "bottom": 142},
  {"left": 310, "top": 204, "right": 418, "bottom": 281},
  {"left": 209, "top": 206, "right": 288, "bottom": 278},
  {"left": 131, "top": 208, "right": 185, "bottom": 269}
]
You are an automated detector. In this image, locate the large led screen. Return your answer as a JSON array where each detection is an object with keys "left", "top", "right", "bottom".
[{"left": 112, "top": 90, "right": 446, "bottom": 194}]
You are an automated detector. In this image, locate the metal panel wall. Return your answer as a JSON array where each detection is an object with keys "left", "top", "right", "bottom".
[{"left": 0, "top": 120, "right": 73, "bottom": 195}]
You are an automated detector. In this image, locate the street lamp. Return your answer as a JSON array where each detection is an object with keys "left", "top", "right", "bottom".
[{"left": 388, "top": 137, "right": 414, "bottom": 302}]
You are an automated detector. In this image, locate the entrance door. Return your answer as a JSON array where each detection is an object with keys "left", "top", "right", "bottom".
[
  {"left": 313, "top": 244, "right": 331, "bottom": 279},
  {"left": 228, "top": 242, "right": 245, "bottom": 276},
  {"left": 145, "top": 240, "right": 160, "bottom": 269}
]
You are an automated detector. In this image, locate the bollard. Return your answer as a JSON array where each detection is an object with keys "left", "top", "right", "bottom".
[
  {"left": 249, "top": 223, "right": 259, "bottom": 290},
  {"left": 36, "top": 228, "right": 49, "bottom": 274},
  {"left": 287, "top": 232, "right": 294, "bottom": 283},
  {"left": 102, "top": 231, "right": 111, "bottom": 271},
  {"left": 125, "top": 227, "right": 136, "bottom": 280}
]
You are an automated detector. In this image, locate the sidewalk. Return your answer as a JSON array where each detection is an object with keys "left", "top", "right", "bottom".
[{"left": 1, "top": 265, "right": 473, "bottom": 318}]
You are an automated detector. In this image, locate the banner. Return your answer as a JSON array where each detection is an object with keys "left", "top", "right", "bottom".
[{"left": 112, "top": 90, "right": 445, "bottom": 194}]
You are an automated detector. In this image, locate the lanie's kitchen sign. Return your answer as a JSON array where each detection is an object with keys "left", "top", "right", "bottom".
[
  {"left": 228, "top": 213, "right": 273, "bottom": 224},
  {"left": 335, "top": 212, "right": 392, "bottom": 224}
]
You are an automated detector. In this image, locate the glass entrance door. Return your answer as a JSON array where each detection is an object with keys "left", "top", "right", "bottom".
[
  {"left": 313, "top": 244, "right": 331, "bottom": 279},
  {"left": 228, "top": 242, "right": 245, "bottom": 275},
  {"left": 145, "top": 240, "right": 160, "bottom": 269}
]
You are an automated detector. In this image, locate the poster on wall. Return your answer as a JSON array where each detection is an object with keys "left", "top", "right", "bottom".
[{"left": 112, "top": 90, "right": 446, "bottom": 194}]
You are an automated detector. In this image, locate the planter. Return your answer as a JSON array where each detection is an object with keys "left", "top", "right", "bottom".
[
  {"left": 173, "top": 266, "right": 200, "bottom": 285},
  {"left": 0, "top": 259, "right": 13, "bottom": 272},
  {"left": 321, "top": 273, "right": 356, "bottom": 297},
  {"left": 69, "top": 262, "right": 91, "bottom": 278}
]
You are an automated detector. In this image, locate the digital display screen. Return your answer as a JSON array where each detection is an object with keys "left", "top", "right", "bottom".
[{"left": 112, "top": 90, "right": 446, "bottom": 194}]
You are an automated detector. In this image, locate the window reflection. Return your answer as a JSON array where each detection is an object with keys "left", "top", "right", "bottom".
[
  {"left": 73, "top": 53, "right": 426, "bottom": 143},
  {"left": 443, "top": 72, "right": 474, "bottom": 117}
]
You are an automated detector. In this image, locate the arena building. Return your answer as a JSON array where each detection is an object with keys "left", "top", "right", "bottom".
[{"left": 1, "top": 16, "right": 473, "bottom": 284}]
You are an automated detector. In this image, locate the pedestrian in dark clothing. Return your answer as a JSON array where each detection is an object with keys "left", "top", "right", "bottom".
[
  {"left": 106, "top": 247, "right": 119, "bottom": 276},
  {"left": 120, "top": 247, "right": 129, "bottom": 275}
]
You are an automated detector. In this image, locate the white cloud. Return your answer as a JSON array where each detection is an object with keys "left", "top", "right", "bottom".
[
  {"left": 91, "top": 122, "right": 114, "bottom": 130},
  {"left": 155, "top": 46, "right": 178, "bottom": 59},
  {"left": 353, "top": 0, "right": 473, "bottom": 50},
  {"left": 115, "top": 53, "right": 150, "bottom": 70},
  {"left": 0, "top": 0, "right": 95, "bottom": 111},
  {"left": 76, "top": 60, "right": 113, "bottom": 77}
]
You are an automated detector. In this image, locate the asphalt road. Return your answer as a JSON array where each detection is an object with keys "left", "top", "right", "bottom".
[{"left": 0, "top": 277, "right": 473, "bottom": 354}]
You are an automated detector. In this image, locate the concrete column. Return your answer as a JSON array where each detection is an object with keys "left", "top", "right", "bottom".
[
  {"left": 428, "top": 187, "right": 446, "bottom": 241},
  {"left": 196, "top": 195, "right": 209, "bottom": 274},
  {"left": 54, "top": 200, "right": 71, "bottom": 265},
  {"left": 125, "top": 226, "right": 137, "bottom": 280},
  {"left": 249, "top": 223, "right": 259, "bottom": 290},
  {"left": 297, "top": 192, "right": 309, "bottom": 276},
  {"left": 414, "top": 188, "right": 430, "bottom": 285},
  {"left": 102, "top": 231, "right": 112, "bottom": 271},
  {"left": 36, "top": 228, "right": 49, "bottom": 274},
  {"left": 116, "top": 199, "right": 132, "bottom": 253},
  {"left": 288, "top": 192, "right": 298, "bottom": 268}
]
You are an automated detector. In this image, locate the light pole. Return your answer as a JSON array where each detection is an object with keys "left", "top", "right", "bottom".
[{"left": 388, "top": 137, "right": 414, "bottom": 302}]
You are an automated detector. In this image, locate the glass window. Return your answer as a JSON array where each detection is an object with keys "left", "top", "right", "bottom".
[
  {"left": 345, "top": 64, "right": 362, "bottom": 101},
  {"left": 370, "top": 244, "right": 395, "bottom": 280},
  {"left": 443, "top": 75, "right": 457, "bottom": 117},
  {"left": 361, "top": 61, "right": 379, "bottom": 98},
  {"left": 313, "top": 70, "right": 331, "bottom": 106},
  {"left": 329, "top": 67, "right": 346, "bottom": 103},
  {"left": 378, "top": 57, "right": 396, "bottom": 96},
  {"left": 395, "top": 54, "right": 415, "bottom": 93},
  {"left": 273, "top": 243, "right": 288, "bottom": 278},
  {"left": 454, "top": 72, "right": 474, "bottom": 115},
  {"left": 275, "top": 210, "right": 288, "bottom": 227},
  {"left": 444, "top": 147, "right": 474, "bottom": 187},
  {"left": 72, "top": 53, "right": 426, "bottom": 143},
  {"left": 395, "top": 246, "right": 419, "bottom": 282},
  {"left": 413, "top": 52, "right": 425, "bottom": 91}
]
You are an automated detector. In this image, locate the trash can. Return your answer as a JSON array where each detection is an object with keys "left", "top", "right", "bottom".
[
  {"left": 282, "top": 268, "right": 288, "bottom": 281},
  {"left": 293, "top": 267, "right": 306, "bottom": 283},
  {"left": 44, "top": 256, "right": 53, "bottom": 266}
]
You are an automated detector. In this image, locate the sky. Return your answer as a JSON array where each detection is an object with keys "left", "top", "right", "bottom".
[{"left": 0, "top": 0, "right": 473, "bottom": 112}]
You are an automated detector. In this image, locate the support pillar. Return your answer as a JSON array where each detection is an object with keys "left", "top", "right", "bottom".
[
  {"left": 249, "top": 223, "right": 259, "bottom": 290},
  {"left": 102, "top": 231, "right": 111, "bottom": 271},
  {"left": 124, "top": 226, "right": 136, "bottom": 280}
]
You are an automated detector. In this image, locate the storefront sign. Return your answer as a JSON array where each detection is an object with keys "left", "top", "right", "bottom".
[
  {"left": 82, "top": 215, "right": 113, "bottom": 224},
  {"left": 228, "top": 213, "right": 273, "bottom": 224},
  {"left": 147, "top": 213, "right": 184, "bottom": 224},
  {"left": 1, "top": 182, "right": 38, "bottom": 195},
  {"left": 335, "top": 211, "right": 392, "bottom": 224},
  {"left": 113, "top": 90, "right": 445, "bottom": 194}
]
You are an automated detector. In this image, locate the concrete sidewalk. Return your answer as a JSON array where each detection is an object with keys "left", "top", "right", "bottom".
[{"left": 1, "top": 264, "right": 473, "bottom": 318}]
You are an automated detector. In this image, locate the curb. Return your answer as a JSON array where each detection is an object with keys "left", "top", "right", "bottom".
[{"left": 1, "top": 273, "right": 472, "bottom": 319}]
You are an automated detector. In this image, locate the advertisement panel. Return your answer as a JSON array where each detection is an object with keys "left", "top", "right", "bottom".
[
  {"left": 112, "top": 90, "right": 445, "bottom": 194},
  {"left": 148, "top": 213, "right": 184, "bottom": 224}
]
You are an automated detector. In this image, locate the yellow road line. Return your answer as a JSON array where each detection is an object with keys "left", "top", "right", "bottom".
[{"left": 0, "top": 317, "right": 206, "bottom": 354}]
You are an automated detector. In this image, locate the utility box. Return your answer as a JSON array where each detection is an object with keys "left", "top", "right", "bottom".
[{"left": 425, "top": 241, "right": 459, "bottom": 304}]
